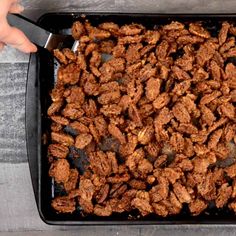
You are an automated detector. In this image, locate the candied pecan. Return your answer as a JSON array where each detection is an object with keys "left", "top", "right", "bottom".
[
  {"left": 78, "top": 177, "right": 95, "bottom": 213},
  {"left": 89, "top": 151, "right": 111, "bottom": 176},
  {"left": 119, "top": 23, "right": 144, "bottom": 36},
  {"left": 177, "top": 35, "right": 204, "bottom": 45},
  {"left": 118, "top": 35, "right": 143, "bottom": 44},
  {"left": 52, "top": 196, "right": 76, "bottom": 213},
  {"left": 209, "top": 60, "right": 221, "bottom": 81},
  {"left": 126, "top": 148, "right": 145, "bottom": 172},
  {"left": 51, "top": 115, "right": 69, "bottom": 126},
  {"left": 150, "top": 176, "right": 169, "bottom": 202},
  {"left": 156, "top": 40, "right": 169, "bottom": 60},
  {"left": 58, "top": 63, "right": 81, "bottom": 85},
  {"left": 232, "top": 179, "right": 236, "bottom": 198},
  {"left": 128, "top": 179, "right": 146, "bottom": 190},
  {"left": 172, "top": 80, "right": 191, "bottom": 96},
  {"left": 62, "top": 104, "right": 84, "bottom": 120},
  {"left": 189, "top": 23, "right": 210, "bottom": 38},
  {"left": 153, "top": 93, "right": 170, "bottom": 110},
  {"left": 145, "top": 77, "right": 161, "bottom": 101},
  {"left": 177, "top": 123, "right": 198, "bottom": 135},
  {"left": 229, "top": 201, "right": 236, "bottom": 213},
  {"left": 126, "top": 43, "right": 142, "bottom": 64},
  {"left": 208, "top": 117, "right": 228, "bottom": 133},
  {"left": 225, "top": 63, "right": 236, "bottom": 80},
  {"left": 93, "top": 115, "right": 107, "bottom": 137},
  {"left": 175, "top": 54, "right": 194, "bottom": 72},
  {"left": 197, "top": 173, "right": 217, "bottom": 201},
  {"left": 64, "top": 169, "right": 79, "bottom": 192},
  {"left": 188, "top": 199, "right": 207, "bottom": 216},
  {"left": 196, "top": 41, "right": 217, "bottom": 66},
  {"left": 154, "top": 108, "right": 173, "bottom": 127},
  {"left": 208, "top": 129, "right": 223, "bottom": 149},
  {"left": 84, "top": 79, "right": 99, "bottom": 97},
  {"left": 173, "top": 182, "right": 191, "bottom": 203},
  {"left": 178, "top": 158, "right": 193, "bottom": 171},
  {"left": 139, "top": 104, "right": 155, "bottom": 119},
  {"left": 172, "top": 66, "right": 191, "bottom": 81},
  {"left": 169, "top": 132, "right": 185, "bottom": 153},
  {"left": 99, "top": 22, "right": 119, "bottom": 32},
  {"left": 152, "top": 203, "right": 168, "bottom": 217},
  {"left": 47, "top": 101, "right": 63, "bottom": 116},
  {"left": 137, "top": 125, "right": 154, "bottom": 145},
  {"left": 94, "top": 204, "right": 112, "bottom": 216},
  {"left": 154, "top": 155, "right": 168, "bottom": 168},
  {"left": 223, "top": 123, "right": 236, "bottom": 142},
  {"left": 108, "top": 123, "right": 126, "bottom": 144},
  {"left": 172, "top": 102, "right": 191, "bottom": 123},
  {"left": 62, "top": 48, "right": 76, "bottom": 62},
  {"left": 162, "top": 168, "right": 183, "bottom": 184},
  {"left": 72, "top": 21, "right": 85, "bottom": 40},
  {"left": 220, "top": 37, "right": 235, "bottom": 55},
  {"left": 99, "top": 40, "right": 115, "bottom": 54},
  {"left": 69, "top": 121, "right": 89, "bottom": 134},
  {"left": 145, "top": 30, "right": 160, "bottom": 44},
  {"left": 107, "top": 173, "right": 130, "bottom": 184},
  {"left": 51, "top": 122, "right": 62, "bottom": 132},
  {"left": 183, "top": 138, "right": 195, "bottom": 157},
  {"left": 51, "top": 132, "right": 74, "bottom": 146},
  {"left": 110, "top": 184, "right": 128, "bottom": 198},
  {"left": 96, "top": 184, "right": 110, "bottom": 204},
  {"left": 223, "top": 47, "right": 236, "bottom": 58},
  {"left": 218, "top": 102, "right": 235, "bottom": 120},
  {"left": 163, "top": 192, "right": 182, "bottom": 215},
  {"left": 200, "top": 105, "right": 216, "bottom": 127},
  {"left": 225, "top": 163, "right": 236, "bottom": 178},
  {"left": 112, "top": 44, "right": 126, "bottom": 58},
  {"left": 131, "top": 191, "right": 153, "bottom": 216},
  {"left": 49, "top": 159, "right": 70, "bottom": 183},
  {"left": 101, "top": 104, "right": 122, "bottom": 117},
  {"left": 48, "top": 143, "right": 69, "bottom": 159},
  {"left": 200, "top": 91, "right": 221, "bottom": 106},
  {"left": 54, "top": 49, "right": 68, "bottom": 64},
  {"left": 137, "top": 159, "right": 153, "bottom": 176},
  {"left": 99, "top": 81, "right": 119, "bottom": 94},
  {"left": 163, "top": 21, "right": 185, "bottom": 31},
  {"left": 192, "top": 67, "right": 209, "bottom": 82},
  {"left": 75, "top": 133, "right": 93, "bottom": 149},
  {"left": 218, "top": 22, "right": 230, "bottom": 45},
  {"left": 215, "top": 183, "right": 232, "bottom": 208},
  {"left": 65, "top": 87, "right": 85, "bottom": 106},
  {"left": 98, "top": 91, "right": 121, "bottom": 105}
]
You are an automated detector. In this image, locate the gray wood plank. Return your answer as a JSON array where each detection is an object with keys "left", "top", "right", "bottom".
[{"left": 0, "top": 63, "right": 28, "bottom": 163}]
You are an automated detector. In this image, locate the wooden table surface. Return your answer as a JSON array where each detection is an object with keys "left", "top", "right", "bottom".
[{"left": 1, "top": 0, "right": 236, "bottom": 235}]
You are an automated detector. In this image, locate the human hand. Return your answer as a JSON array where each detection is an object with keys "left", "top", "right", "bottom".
[{"left": 0, "top": 0, "right": 37, "bottom": 53}]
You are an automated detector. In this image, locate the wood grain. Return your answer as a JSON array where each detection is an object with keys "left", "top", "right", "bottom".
[{"left": 0, "top": 63, "right": 28, "bottom": 163}]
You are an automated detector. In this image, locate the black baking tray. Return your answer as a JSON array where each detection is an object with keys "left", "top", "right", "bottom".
[{"left": 26, "top": 12, "right": 236, "bottom": 225}]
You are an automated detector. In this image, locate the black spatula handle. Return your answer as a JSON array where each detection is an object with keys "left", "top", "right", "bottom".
[{"left": 7, "top": 14, "right": 51, "bottom": 48}]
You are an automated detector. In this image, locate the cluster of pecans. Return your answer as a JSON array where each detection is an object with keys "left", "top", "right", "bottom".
[{"left": 47, "top": 18, "right": 236, "bottom": 217}]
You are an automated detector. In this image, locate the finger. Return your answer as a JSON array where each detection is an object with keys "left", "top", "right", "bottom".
[
  {"left": 9, "top": 3, "right": 24, "bottom": 14},
  {"left": 0, "top": 42, "right": 5, "bottom": 51},
  {"left": 1, "top": 24, "right": 37, "bottom": 53}
]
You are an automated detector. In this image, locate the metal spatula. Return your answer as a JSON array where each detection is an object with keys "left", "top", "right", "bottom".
[{"left": 7, "top": 14, "right": 75, "bottom": 52}]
